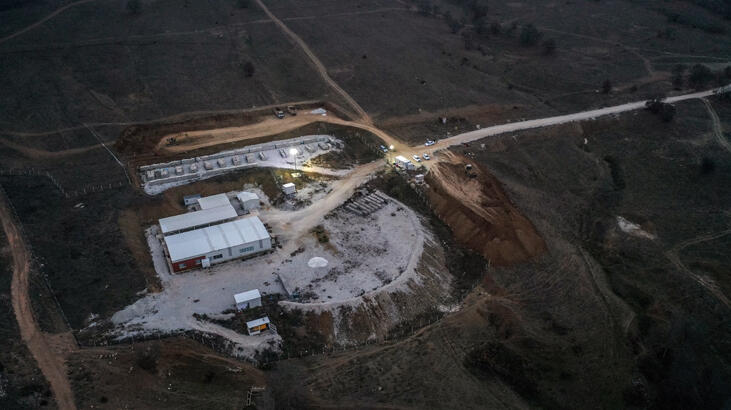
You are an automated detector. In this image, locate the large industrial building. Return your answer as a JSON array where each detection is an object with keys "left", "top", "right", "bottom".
[
  {"left": 159, "top": 204, "right": 238, "bottom": 236},
  {"left": 163, "top": 215, "right": 271, "bottom": 273}
]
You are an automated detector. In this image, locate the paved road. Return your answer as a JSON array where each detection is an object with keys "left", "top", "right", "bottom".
[
  {"left": 426, "top": 87, "right": 730, "bottom": 156},
  {"left": 0, "top": 189, "right": 77, "bottom": 410}
]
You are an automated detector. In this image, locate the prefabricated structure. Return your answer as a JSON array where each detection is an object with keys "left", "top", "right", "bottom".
[
  {"left": 159, "top": 204, "right": 238, "bottom": 236},
  {"left": 282, "top": 183, "right": 296, "bottom": 195},
  {"left": 236, "top": 191, "right": 260, "bottom": 212},
  {"left": 234, "top": 289, "right": 262, "bottom": 311},
  {"left": 414, "top": 174, "right": 425, "bottom": 184},
  {"left": 394, "top": 155, "right": 415, "bottom": 170},
  {"left": 197, "top": 193, "right": 231, "bottom": 210},
  {"left": 183, "top": 194, "right": 201, "bottom": 206},
  {"left": 246, "top": 316, "right": 271, "bottom": 335},
  {"left": 163, "top": 215, "right": 272, "bottom": 273}
]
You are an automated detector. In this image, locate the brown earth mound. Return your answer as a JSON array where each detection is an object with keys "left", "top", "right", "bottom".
[{"left": 426, "top": 152, "right": 545, "bottom": 265}]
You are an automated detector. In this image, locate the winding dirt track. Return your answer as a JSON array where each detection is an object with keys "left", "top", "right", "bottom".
[
  {"left": 253, "top": 0, "right": 371, "bottom": 124},
  {"left": 0, "top": 191, "right": 77, "bottom": 409},
  {"left": 0, "top": 0, "right": 97, "bottom": 45},
  {"left": 702, "top": 98, "right": 730, "bottom": 155}
]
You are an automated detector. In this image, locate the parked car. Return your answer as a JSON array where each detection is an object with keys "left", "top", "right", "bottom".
[
  {"left": 273, "top": 107, "right": 284, "bottom": 119},
  {"left": 422, "top": 153, "right": 430, "bottom": 160},
  {"left": 412, "top": 154, "right": 421, "bottom": 162},
  {"left": 380, "top": 145, "right": 388, "bottom": 153},
  {"left": 425, "top": 139, "right": 435, "bottom": 146},
  {"left": 286, "top": 105, "right": 297, "bottom": 116}
]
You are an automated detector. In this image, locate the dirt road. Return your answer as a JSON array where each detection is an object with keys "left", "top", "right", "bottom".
[
  {"left": 0, "top": 0, "right": 97, "bottom": 46},
  {"left": 0, "top": 190, "right": 77, "bottom": 409},
  {"left": 702, "top": 98, "right": 730, "bottom": 155},
  {"left": 253, "top": 0, "right": 372, "bottom": 124}
]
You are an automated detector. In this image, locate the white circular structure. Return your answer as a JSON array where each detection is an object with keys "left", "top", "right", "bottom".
[{"left": 308, "top": 256, "right": 329, "bottom": 268}]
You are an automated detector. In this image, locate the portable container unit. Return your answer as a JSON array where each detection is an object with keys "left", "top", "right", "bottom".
[
  {"left": 232, "top": 155, "right": 241, "bottom": 165},
  {"left": 183, "top": 194, "right": 201, "bottom": 206},
  {"left": 245, "top": 154, "right": 256, "bottom": 163},
  {"left": 414, "top": 174, "right": 425, "bottom": 184},
  {"left": 175, "top": 166, "right": 183, "bottom": 175},
  {"left": 203, "top": 161, "right": 213, "bottom": 170},
  {"left": 234, "top": 289, "right": 262, "bottom": 311},
  {"left": 236, "top": 191, "right": 260, "bottom": 212},
  {"left": 258, "top": 151, "right": 267, "bottom": 161},
  {"left": 163, "top": 215, "right": 272, "bottom": 273},
  {"left": 394, "top": 155, "right": 415, "bottom": 170},
  {"left": 190, "top": 163, "right": 198, "bottom": 172},
  {"left": 217, "top": 158, "right": 226, "bottom": 167},
  {"left": 161, "top": 168, "right": 169, "bottom": 177},
  {"left": 246, "top": 317, "right": 271, "bottom": 335},
  {"left": 282, "top": 183, "right": 296, "bottom": 195}
]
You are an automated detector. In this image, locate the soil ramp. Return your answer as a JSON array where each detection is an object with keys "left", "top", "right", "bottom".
[{"left": 426, "top": 152, "right": 545, "bottom": 266}]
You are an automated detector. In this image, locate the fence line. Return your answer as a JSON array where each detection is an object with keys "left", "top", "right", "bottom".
[
  {"left": 0, "top": 167, "right": 126, "bottom": 199},
  {"left": 0, "top": 183, "right": 78, "bottom": 347}
]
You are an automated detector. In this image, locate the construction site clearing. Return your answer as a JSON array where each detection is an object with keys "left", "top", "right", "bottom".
[
  {"left": 139, "top": 134, "right": 345, "bottom": 195},
  {"left": 108, "top": 185, "right": 433, "bottom": 359}
]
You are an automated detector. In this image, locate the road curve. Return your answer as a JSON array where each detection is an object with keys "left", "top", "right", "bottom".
[
  {"left": 0, "top": 190, "right": 77, "bottom": 409},
  {"left": 253, "top": 0, "right": 372, "bottom": 124}
]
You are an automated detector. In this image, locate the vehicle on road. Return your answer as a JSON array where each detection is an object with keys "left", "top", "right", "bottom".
[
  {"left": 286, "top": 105, "right": 297, "bottom": 116},
  {"left": 422, "top": 153, "right": 430, "bottom": 160},
  {"left": 380, "top": 145, "right": 388, "bottom": 153},
  {"left": 425, "top": 140, "right": 435, "bottom": 146},
  {"left": 412, "top": 155, "right": 421, "bottom": 162},
  {"left": 273, "top": 107, "right": 285, "bottom": 119}
]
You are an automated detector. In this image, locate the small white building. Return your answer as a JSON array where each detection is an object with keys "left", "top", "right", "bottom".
[
  {"left": 197, "top": 193, "right": 231, "bottom": 210},
  {"left": 394, "top": 155, "right": 415, "bottom": 170},
  {"left": 282, "top": 183, "right": 296, "bottom": 195},
  {"left": 234, "top": 289, "right": 262, "bottom": 311},
  {"left": 414, "top": 174, "right": 425, "bottom": 184},
  {"left": 236, "top": 191, "right": 260, "bottom": 212},
  {"left": 246, "top": 316, "right": 271, "bottom": 335},
  {"left": 183, "top": 194, "right": 201, "bottom": 206}
]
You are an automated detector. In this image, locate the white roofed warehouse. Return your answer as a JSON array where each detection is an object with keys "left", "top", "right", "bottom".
[
  {"left": 163, "top": 215, "right": 272, "bottom": 273},
  {"left": 159, "top": 204, "right": 238, "bottom": 236}
]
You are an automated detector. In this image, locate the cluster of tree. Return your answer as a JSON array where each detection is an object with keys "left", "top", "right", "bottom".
[
  {"left": 672, "top": 64, "right": 729, "bottom": 90},
  {"left": 126, "top": 0, "right": 141, "bottom": 14},
  {"left": 237, "top": 0, "right": 250, "bottom": 8},
  {"left": 645, "top": 98, "right": 676, "bottom": 122}
]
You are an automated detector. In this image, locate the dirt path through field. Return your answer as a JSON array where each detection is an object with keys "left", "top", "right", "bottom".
[
  {"left": 0, "top": 190, "right": 77, "bottom": 409},
  {"left": 253, "top": 0, "right": 371, "bottom": 124},
  {"left": 0, "top": 0, "right": 97, "bottom": 46},
  {"left": 702, "top": 98, "right": 730, "bottom": 155}
]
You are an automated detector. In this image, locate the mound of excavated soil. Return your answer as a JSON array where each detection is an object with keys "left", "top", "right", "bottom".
[{"left": 426, "top": 152, "right": 545, "bottom": 266}]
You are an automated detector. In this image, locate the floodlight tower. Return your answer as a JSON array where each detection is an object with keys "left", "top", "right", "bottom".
[{"left": 290, "top": 148, "right": 298, "bottom": 170}]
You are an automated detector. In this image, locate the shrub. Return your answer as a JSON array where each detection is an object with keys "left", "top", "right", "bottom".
[
  {"left": 542, "top": 38, "right": 556, "bottom": 55},
  {"left": 519, "top": 24, "right": 542, "bottom": 46},
  {"left": 688, "top": 64, "right": 713, "bottom": 89},
  {"left": 126, "top": 0, "right": 141, "bottom": 15}
]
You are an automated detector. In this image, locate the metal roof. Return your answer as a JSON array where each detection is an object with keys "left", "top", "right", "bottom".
[
  {"left": 394, "top": 155, "right": 410, "bottom": 162},
  {"left": 164, "top": 216, "right": 270, "bottom": 262},
  {"left": 159, "top": 205, "right": 237, "bottom": 234},
  {"left": 246, "top": 316, "right": 270, "bottom": 328},
  {"left": 197, "top": 193, "right": 231, "bottom": 209},
  {"left": 236, "top": 191, "right": 259, "bottom": 202},
  {"left": 234, "top": 289, "right": 261, "bottom": 304},
  {"left": 282, "top": 182, "right": 295, "bottom": 188}
]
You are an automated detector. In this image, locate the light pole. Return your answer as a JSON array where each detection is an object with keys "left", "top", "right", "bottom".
[
  {"left": 289, "top": 148, "right": 298, "bottom": 171},
  {"left": 388, "top": 145, "right": 394, "bottom": 165}
]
